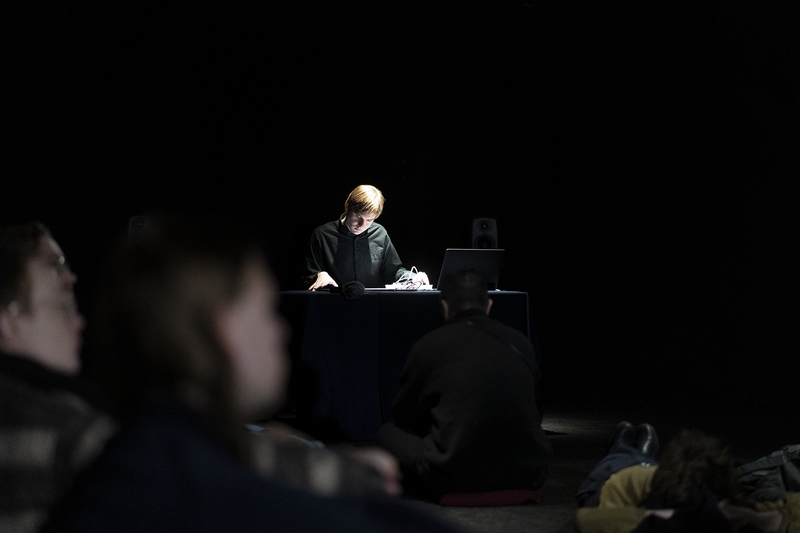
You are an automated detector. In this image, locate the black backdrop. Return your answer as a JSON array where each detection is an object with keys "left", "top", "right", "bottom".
[{"left": 3, "top": 1, "right": 799, "bottom": 402}]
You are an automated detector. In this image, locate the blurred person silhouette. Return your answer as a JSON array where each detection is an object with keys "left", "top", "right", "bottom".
[
  {"left": 0, "top": 222, "right": 116, "bottom": 533},
  {"left": 575, "top": 423, "right": 785, "bottom": 532},
  {"left": 43, "top": 214, "right": 465, "bottom": 533},
  {"left": 377, "top": 269, "right": 552, "bottom": 505}
]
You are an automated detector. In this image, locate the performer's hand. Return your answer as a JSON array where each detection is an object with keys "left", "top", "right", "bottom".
[
  {"left": 309, "top": 271, "right": 338, "bottom": 291},
  {"left": 413, "top": 271, "right": 429, "bottom": 285}
]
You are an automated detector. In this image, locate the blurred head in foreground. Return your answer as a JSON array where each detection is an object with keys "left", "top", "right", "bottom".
[{"left": 93, "top": 215, "right": 288, "bottom": 444}]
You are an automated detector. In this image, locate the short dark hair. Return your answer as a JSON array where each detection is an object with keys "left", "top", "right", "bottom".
[
  {"left": 439, "top": 269, "right": 489, "bottom": 315},
  {"left": 0, "top": 221, "right": 51, "bottom": 310}
]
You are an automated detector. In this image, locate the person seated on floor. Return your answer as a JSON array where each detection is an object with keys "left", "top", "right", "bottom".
[
  {"left": 377, "top": 269, "right": 552, "bottom": 504},
  {"left": 0, "top": 221, "right": 117, "bottom": 533},
  {"left": 575, "top": 422, "right": 785, "bottom": 533},
  {"left": 43, "top": 214, "right": 465, "bottom": 533}
]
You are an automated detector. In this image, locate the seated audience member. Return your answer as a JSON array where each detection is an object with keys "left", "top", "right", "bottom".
[
  {"left": 377, "top": 270, "right": 553, "bottom": 503},
  {"left": 0, "top": 222, "right": 116, "bottom": 533},
  {"left": 44, "top": 215, "right": 465, "bottom": 533},
  {"left": 575, "top": 422, "right": 786, "bottom": 533}
]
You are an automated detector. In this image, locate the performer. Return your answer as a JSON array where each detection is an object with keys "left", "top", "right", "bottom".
[{"left": 303, "top": 185, "right": 424, "bottom": 290}]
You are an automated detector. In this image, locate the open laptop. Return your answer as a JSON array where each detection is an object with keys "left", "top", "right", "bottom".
[{"left": 436, "top": 248, "right": 505, "bottom": 290}]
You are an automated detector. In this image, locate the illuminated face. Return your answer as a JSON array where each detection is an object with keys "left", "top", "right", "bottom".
[
  {"left": 218, "top": 263, "right": 289, "bottom": 418},
  {"left": 343, "top": 210, "right": 377, "bottom": 236},
  {"left": 13, "top": 237, "right": 85, "bottom": 374}
]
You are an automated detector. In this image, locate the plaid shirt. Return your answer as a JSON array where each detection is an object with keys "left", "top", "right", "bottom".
[
  {"left": 0, "top": 352, "right": 117, "bottom": 533},
  {"left": 249, "top": 423, "right": 386, "bottom": 497}
]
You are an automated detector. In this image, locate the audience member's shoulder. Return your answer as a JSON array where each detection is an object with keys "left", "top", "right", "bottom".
[
  {"left": 0, "top": 355, "right": 104, "bottom": 412},
  {"left": 0, "top": 368, "right": 117, "bottom": 475}
]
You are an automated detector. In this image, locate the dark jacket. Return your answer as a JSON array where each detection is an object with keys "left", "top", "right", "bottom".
[
  {"left": 391, "top": 311, "right": 552, "bottom": 495},
  {"left": 303, "top": 217, "right": 407, "bottom": 288},
  {"left": 44, "top": 394, "right": 465, "bottom": 533}
]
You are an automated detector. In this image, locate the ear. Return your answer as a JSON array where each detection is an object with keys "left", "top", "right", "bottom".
[
  {"left": 486, "top": 298, "right": 493, "bottom": 315},
  {"left": 0, "top": 309, "right": 19, "bottom": 348},
  {"left": 440, "top": 300, "right": 450, "bottom": 322},
  {"left": 213, "top": 306, "right": 236, "bottom": 360}
]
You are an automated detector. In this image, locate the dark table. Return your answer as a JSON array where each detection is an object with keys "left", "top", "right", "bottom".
[{"left": 279, "top": 289, "right": 537, "bottom": 442}]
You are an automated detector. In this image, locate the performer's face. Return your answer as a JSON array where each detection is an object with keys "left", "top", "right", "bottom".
[{"left": 343, "top": 210, "right": 376, "bottom": 235}]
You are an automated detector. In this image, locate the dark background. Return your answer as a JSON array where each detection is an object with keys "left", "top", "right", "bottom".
[{"left": 3, "top": 1, "right": 799, "bottom": 402}]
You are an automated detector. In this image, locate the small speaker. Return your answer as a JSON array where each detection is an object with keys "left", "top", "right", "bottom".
[
  {"left": 472, "top": 217, "right": 498, "bottom": 249},
  {"left": 128, "top": 215, "right": 152, "bottom": 237}
]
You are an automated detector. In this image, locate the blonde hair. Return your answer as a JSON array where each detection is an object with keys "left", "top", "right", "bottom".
[{"left": 345, "top": 185, "right": 385, "bottom": 217}]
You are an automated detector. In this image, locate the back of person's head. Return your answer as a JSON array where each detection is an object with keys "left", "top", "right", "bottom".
[
  {"left": 91, "top": 214, "right": 274, "bottom": 450},
  {"left": 345, "top": 185, "right": 385, "bottom": 217},
  {"left": 0, "top": 221, "right": 51, "bottom": 312},
  {"left": 439, "top": 270, "right": 489, "bottom": 317},
  {"left": 648, "top": 429, "right": 744, "bottom": 507}
]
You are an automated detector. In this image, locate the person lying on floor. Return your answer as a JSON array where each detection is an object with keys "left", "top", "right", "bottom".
[
  {"left": 575, "top": 422, "right": 786, "bottom": 533},
  {"left": 733, "top": 444, "right": 800, "bottom": 531}
]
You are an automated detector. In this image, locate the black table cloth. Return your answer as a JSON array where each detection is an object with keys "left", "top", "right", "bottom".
[{"left": 279, "top": 290, "right": 537, "bottom": 442}]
